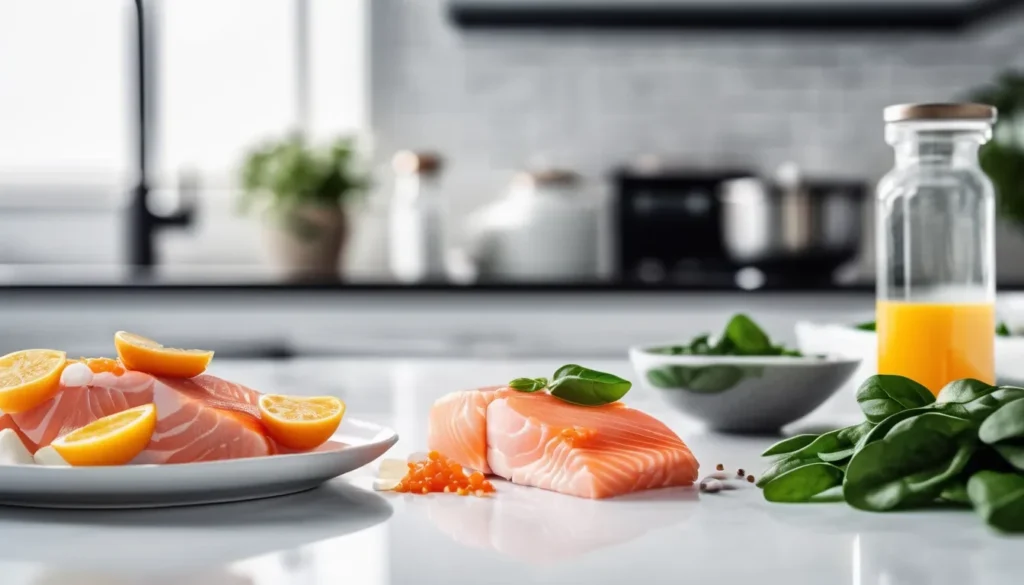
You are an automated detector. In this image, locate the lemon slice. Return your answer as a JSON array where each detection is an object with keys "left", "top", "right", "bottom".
[
  {"left": 51, "top": 403, "right": 157, "bottom": 466},
  {"left": 0, "top": 349, "right": 67, "bottom": 413},
  {"left": 114, "top": 331, "right": 213, "bottom": 378},
  {"left": 259, "top": 395, "right": 345, "bottom": 451}
]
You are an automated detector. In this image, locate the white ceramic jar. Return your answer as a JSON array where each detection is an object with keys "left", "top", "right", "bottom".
[{"left": 467, "top": 169, "right": 599, "bottom": 283}]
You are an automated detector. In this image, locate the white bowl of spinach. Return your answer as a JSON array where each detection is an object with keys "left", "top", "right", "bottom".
[{"left": 631, "top": 315, "right": 861, "bottom": 433}]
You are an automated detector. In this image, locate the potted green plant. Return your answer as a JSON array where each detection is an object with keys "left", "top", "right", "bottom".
[
  {"left": 240, "top": 133, "right": 370, "bottom": 280},
  {"left": 971, "top": 72, "right": 1024, "bottom": 227}
]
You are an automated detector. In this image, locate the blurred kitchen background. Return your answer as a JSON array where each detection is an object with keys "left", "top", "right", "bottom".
[{"left": 1, "top": 0, "right": 1024, "bottom": 358}]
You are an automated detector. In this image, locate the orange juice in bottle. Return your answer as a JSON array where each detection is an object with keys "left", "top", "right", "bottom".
[{"left": 876, "top": 103, "right": 998, "bottom": 395}]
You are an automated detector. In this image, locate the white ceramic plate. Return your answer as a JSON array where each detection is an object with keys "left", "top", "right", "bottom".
[{"left": 0, "top": 417, "right": 398, "bottom": 509}]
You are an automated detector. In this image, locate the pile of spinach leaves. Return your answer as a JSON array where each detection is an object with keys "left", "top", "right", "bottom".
[
  {"left": 649, "top": 314, "right": 805, "bottom": 357},
  {"left": 759, "top": 375, "right": 1024, "bottom": 533}
]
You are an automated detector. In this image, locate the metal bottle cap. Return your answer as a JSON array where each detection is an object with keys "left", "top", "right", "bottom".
[
  {"left": 392, "top": 151, "right": 443, "bottom": 176},
  {"left": 883, "top": 103, "right": 997, "bottom": 124}
]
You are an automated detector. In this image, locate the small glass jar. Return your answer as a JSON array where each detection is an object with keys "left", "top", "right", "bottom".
[
  {"left": 876, "top": 103, "right": 998, "bottom": 394},
  {"left": 389, "top": 150, "right": 447, "bottom": 283}
]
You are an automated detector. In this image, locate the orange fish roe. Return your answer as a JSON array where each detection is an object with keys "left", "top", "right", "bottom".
[
  {"left": 392, "top": 450, "right": 496, "bottom": 496},
  {"left": 79, "top": 357, "right": 126, "bottom": 376}
]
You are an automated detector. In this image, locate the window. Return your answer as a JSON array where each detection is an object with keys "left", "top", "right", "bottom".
[
  {"left": 0, "top": 0, "right": 367, "bottom": 191},
  {"left": 0, "top": 0, "right": 130, "bottom": 183}
]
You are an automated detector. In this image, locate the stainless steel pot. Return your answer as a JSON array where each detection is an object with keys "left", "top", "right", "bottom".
[{"left": 720, "top": 172, "right": 865, "bottom": 274}]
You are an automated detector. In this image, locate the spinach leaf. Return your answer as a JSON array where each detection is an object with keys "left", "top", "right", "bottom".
[
  {"left": 856, "top": 375, "right": 935, "bottom": 423},
  {"left": 968, "top": 471, "right": 1024, "bottom": 533},
  {"left": 854, "top": 321, "right": 876, "bottom": 331},
  {"left": 819, "top": 447, "right": 856, "bottom": 463},
  {"left": 723, "top": 314, "right": 772, "bottom": 355},
  {"left": 508, "top": 377, "right": 547, "bottom": 392},
  {"left": 837, "top": 421, "right": 875, "bottom": 446},
  {"left": 939, "top": 479, "right": 972, "bottom": 506},
  {"left": 762, "top": 434, "right": 819, "bottom": 457},
  {"left": 979, "top": 398, "right": 1024, "bottom": 444},
  {"left": 844, "top": 412, "right": 978, "bottom": 511},
  {"left": 855, "top": 405, "right": 936, "bottom": 450},
  {"left": 809, "top": 485, "right": 846, "bottom": 503},
  {"left": 645, "top": 368, "right": 679, "bottom": 389},
  {"left": 547, "top": 365, "right": 632, "bottom": 406},
  {"left": 997, "top": 322, "right": 1011, "bottom": 337},
  {"left": 993, "top": 442, "right": 1024, "bottom": 471},
  {"left": 762, "top": 462, "right": 845, "bottom": 503},
  {"left": 758, "top": 426, "right": 855, "bottom": 487},
  {"left": 818, "top": 422, "right": 875, "bottom": 464},
  {"left": 944, "top": 387, "right": 1024, "bottom": 423},
  {"left": 936, "top": 378, "right": 999, "bottom": 404},
  {"left": 678, "top": 366, "right": 747, "bottom": 393},
  {"left": 757, "top": 454, "right": 820, "bottom": 488}
]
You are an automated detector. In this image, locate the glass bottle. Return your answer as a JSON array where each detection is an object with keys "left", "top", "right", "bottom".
[
  {"left": 876, "top": 103, "right": 998, "bottom": 395},
  {"left": 389, "top": 150, "right": 447, "bottom": 283}
]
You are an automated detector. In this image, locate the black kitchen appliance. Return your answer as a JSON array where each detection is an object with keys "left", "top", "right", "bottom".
[{"left": 614, "top": 167, "right": 867, "bottom": 288}]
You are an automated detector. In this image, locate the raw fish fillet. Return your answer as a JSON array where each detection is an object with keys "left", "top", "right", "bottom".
[
  {"left": 426, "top": 386, "right": 506, "bottom": 474},
  {"left": 10, "top": 371, "right": 272, "bottom": 463},
  {"left": 0, "top": 413, "right": 36, "bottom": 453},
  {"left": 428, "top": 387, "right": 699, "bottom": 499}
]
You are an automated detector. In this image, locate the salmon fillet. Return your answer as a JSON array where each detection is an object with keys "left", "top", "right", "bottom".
[
  {"left": 427, "top": 386, "right": 507, "bottom": 474},
  {"left": 428, "top": 387, "right": 699, "bottom": 499},
  {"left": 10, "top": 371, "right": 272, "bottom": 463}
]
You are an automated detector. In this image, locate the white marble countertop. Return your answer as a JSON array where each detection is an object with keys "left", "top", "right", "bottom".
[{"left": 0, "top": 357, "right": 1021, "bottom": 585}]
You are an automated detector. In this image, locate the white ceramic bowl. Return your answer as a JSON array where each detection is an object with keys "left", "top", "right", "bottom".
[{"left": 629, "top": 347, "right": 861, "bottom": 433}]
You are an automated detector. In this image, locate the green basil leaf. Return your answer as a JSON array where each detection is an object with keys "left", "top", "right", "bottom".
[
  {"left": 552, "top": 364, "right": 584, "bottom": 381},
  {"left": 844, "top": 412, "right": 978, "bottom": 511},
  {"left": 762, "top": 434, "right": 819, "bottom": 457},
  {"left": 854, "top": 321, "right": 876, "bottom": 331},
  {"left": 997, "top": 322, "right": 1011, "bottom": 337},
  {"left": 979, "top": 398, "right": 1024, "bottom": 444},
  {"left": 936, "top": 378, "right": 1000, "bottom": 404},
  {"left": 968, "top": 471, "right": 1024, "bottom": 533},
  {"left": 547, "top": 366, "right": 631, "bottom": 406},
  {"left": 762, "top": 462, "right": 845, "bottom": 503},
  {"left": 508, "top": 377, "right": 547, "bottom": 393},
  {"left": 993, "top": 442, "right": 1024, "bottom": 471},
  {"left": 856, "top": 375, "right": 935, "bottom": 423},
  {"left": 723, "top": 313, "right": 772, "bottom": 355}
]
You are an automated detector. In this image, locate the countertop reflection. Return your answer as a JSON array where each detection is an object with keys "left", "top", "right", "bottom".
[{"left": 0, "top": 357, "right": 1022, "bottom": 585}]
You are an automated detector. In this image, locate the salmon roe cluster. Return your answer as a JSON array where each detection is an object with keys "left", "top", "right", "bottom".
[
  {"left": 393, "top": 451, "right": 496, "bottom": 496},
  {"left": 71, "top": 357, "right": 126, "bottom": 376}
]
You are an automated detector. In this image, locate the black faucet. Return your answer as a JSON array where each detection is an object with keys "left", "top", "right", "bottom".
[{"left": 129, "top": 0, "right": 195, "bottom": 275}]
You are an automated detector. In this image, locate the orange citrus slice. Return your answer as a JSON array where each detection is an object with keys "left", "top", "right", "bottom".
[
  {"left": 0, "top": 349, "right": 67, "bottom": 413},
  {"left": 114, "top": 331, "right": 213, "bottom": 378},
  {"left": 258, "top": 394, "right": 345, "bottom": 451},
  {"left": 51, "top": 403, "right": 157, "bottom": 466}
]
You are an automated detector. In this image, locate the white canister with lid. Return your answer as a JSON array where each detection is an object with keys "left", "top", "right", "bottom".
[{"left": 467, "top": 169, "right": 599, "bottom": 282}]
